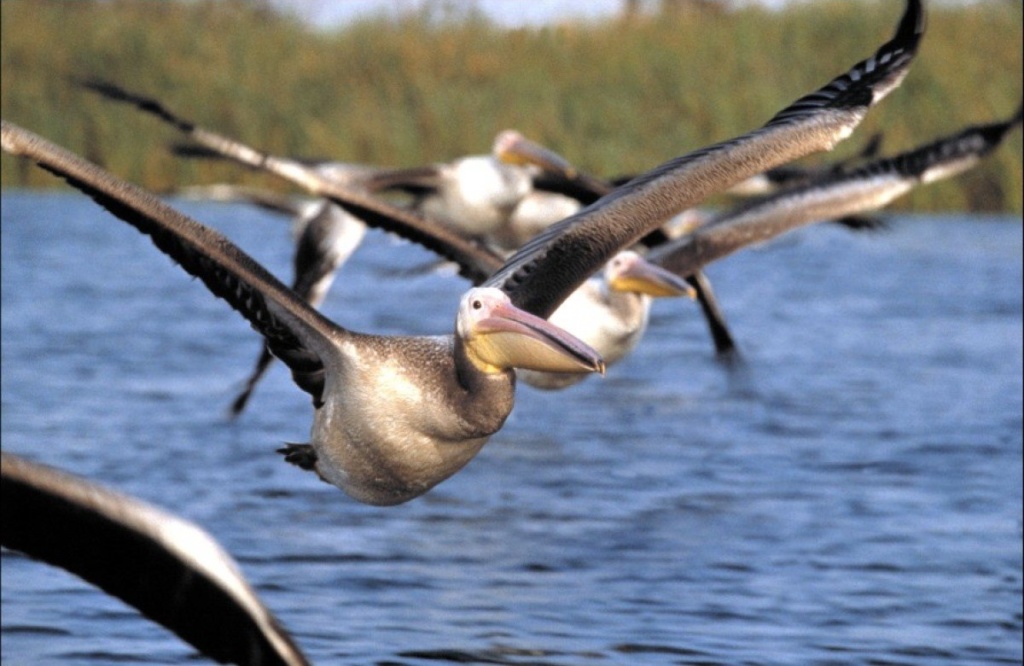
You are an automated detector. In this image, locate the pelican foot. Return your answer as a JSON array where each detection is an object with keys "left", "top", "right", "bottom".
[{"left": 277, "top": 443, "right": 318, "bottom": 471}]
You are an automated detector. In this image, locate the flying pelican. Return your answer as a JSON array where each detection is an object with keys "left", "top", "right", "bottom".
[
  {"left": 354, "top": 129, "right": 581, "bottom": 246},
  {"left": 497, "top": 130, "right": 740, "bottom": 356},
  {"left": 645, "top": 99, "right": 1024, "bottom": 280},
  {"left": 1, "top": 452, "right": 308, "bottom": 666},
  {"left": 3, "top": 0, "right": 924, "bottom": 505},
  {"left": 79, "top": 78, "right": 519, "bottom": 288},
  {"left": 516, "top": 250, "right": 696, "bottom": 389},
  {"left": 2, "top": 122, "right": 605, "bottom": 505}
]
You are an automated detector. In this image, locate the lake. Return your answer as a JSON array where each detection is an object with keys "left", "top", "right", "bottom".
[{"left": 2, "top": 192, "right": 1021, "bottom": 664}]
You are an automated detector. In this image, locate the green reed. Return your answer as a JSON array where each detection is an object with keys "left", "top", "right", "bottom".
[{"left": 2, "top": 0, "right": 1021, "bottom": 212}]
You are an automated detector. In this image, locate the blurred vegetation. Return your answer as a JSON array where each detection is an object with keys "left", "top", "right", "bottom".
[{"left": 1, "top": 0, "right": 1021, "bottom": 213}]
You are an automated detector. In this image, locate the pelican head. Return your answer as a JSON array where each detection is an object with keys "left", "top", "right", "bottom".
[
  {"left": 493, "top": 129, "right": 578, "bottom": 179},
  {"left": 604, "top": 251, "right": 696, "bottom": 298},
  {"left": 457, "top": 287, "right": 605, "bottom": 376}
]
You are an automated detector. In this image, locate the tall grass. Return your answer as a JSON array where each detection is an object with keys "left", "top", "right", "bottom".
[{"left": 1, "top": 0, "right": 1021, "bottom": 212}]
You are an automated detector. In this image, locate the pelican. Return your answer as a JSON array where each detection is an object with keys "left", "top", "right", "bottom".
[
  {"left": 3, "top": 0, "right": 923, "bottom": 505},
  {"left": 517, "top": 250, "right": 696, "bottom": 390},
  {"left": 79, "top": 78, "right": 510, "bottom": 287},
  {"left": 1, "top": 452, "right": 308, "bottom": 665},
  {"left": 646, "top": 99, "right": 1023, "bottom": 279},
  {"left": 2, "top": 122, "right": 604, "bottom": 505},
  {"left": 495, "top": 130, "right": 741, "bottom": 356},
  {"left": 360, "top": 129, "right": 581, "bottom": 246}
]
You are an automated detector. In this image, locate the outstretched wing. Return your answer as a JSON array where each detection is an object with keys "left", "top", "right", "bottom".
[
  {"left": 1, "top": 452, "right": 309, "bottom": 666},
  {"left": 647, "top": 100, "right": 1023, "bottom": 278},
  {"left": 2, "top": 120, "right": 337, "bottom": 405},
  {"left": 502, "top": 133, "right": 740, "bottom": 355},
  {"left": 484, "top": 0, "right": 924, "bottom": 319},
  {"left": 895, "top": 98, "right": 1022, "bottom": 185},
  {"left": 81, "top": 79, "right": 504, "bottom": 284}
]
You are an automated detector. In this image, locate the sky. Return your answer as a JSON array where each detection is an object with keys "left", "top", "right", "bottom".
[
  {"left": 271, "top": 0, "right": 988, "bottom": 29},
  {"left": 270, "top": 0, "right": 784, "bottom": 29}
]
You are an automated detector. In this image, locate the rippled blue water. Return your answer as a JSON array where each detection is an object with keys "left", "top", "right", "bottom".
[{"left": 2, "top": 192, "right": 1022, "bottom": 665}]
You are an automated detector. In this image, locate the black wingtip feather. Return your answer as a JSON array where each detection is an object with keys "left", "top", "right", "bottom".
[
  {"left": 769, "top": 0, "right": 924, "bottom": 124},
  {"left": 77, "top": 77, "right": 197, "bottom": 134},
  {"left": 890, "top": 102, "right": 1023, "bottom": 180},
  {"left": 170, "top": 141, "right": 227, "bottom": 160}
]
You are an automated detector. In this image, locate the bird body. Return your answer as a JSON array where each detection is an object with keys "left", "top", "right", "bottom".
[
  {"left": 416, "top": 154, "right": 533, "bottom": 238},
  {"left": 308, "top": 332, "right": 510, "bottom": 503},
  {"left": 498, "top": 189, "right": 583, "bottom": 249}
]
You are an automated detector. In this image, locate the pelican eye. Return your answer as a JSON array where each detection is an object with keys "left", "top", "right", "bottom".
[{"left": 472, "top": 299, "right": 482, "bottom": 310}]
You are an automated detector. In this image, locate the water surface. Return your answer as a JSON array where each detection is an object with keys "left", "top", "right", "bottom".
[{"left": 2, "top": 193, "right": 1021, "bottom": 664}]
